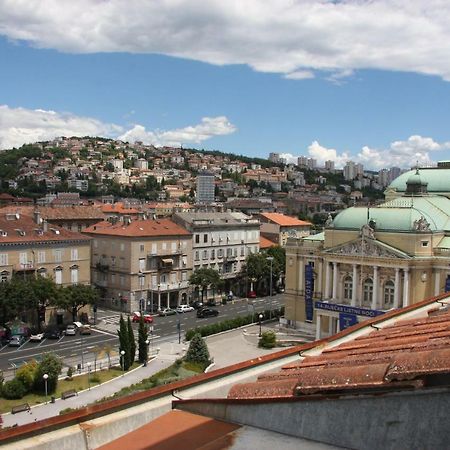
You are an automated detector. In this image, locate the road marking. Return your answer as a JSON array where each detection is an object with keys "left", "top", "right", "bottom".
[
  {"left": 37, "top": 339, "right": 48, "bottom": 347},
  {"left": 92, "top": 328, "right": 118, "bottom": 337},
  {"left": 17, "top": 339, "right": 29, "bottom": 350}
]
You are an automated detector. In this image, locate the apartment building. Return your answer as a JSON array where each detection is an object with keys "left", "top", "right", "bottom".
[
  {"left": 83, "top": 218, "right": 192, "bottom": 313},
  {"left": 172, "top": 211, "right": 260, "bottom": 295},
  {"left": 258, "top": 212, "right": 311, "bottom": 246}
]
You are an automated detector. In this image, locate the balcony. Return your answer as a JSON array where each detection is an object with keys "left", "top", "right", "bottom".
[
  {"left": 149, "top": 280, "right": 189, "bottom": 291},
  {"left": 14, "top": 262, "right": 35, "bottom": 272}
]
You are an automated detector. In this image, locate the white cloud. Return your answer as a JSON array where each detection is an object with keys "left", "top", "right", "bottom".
[
  {"left": 284, "top": 70, "right": 315, "bottom": 80},
  {"left": 0, "top": 105, "right": 236, "bottom": 150},
  {"left": 307, "top": 140, "right": 351, "bottom": 168},
  {"left": 0, "top": 105, "right": 121, "bottom": 149},
  {"left": 118, "top": 116, "right": 236, "bottom": 146},
  {"left": 1, "top": 1, "right": 450, "bottom": 81}
]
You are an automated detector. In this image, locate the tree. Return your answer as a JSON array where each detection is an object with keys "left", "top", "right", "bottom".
[
  {"left": 127, "top": 316, "right": 136, "bottom": 365},
  {"left": 138, "top": 316, "right": 149, "bottom": 364},
  {"left": 266, "top": 246, "right": 286, "bottom": 284},
  {"left": 34, "top": 353, "right": 63, "bottom": 394},
  {"left": 117, "top": 315, "right": 131, "bottom": 370},
  {"left": 15, "top": 360, "right": 38, "bottom": 393},
  {"left": 189, "top": 268, "right": 222, "bottom": 302},
  {"left": 51, "top": 284, "right": 99, "bottom": 322},
  {"left": 185, "top": 333, "right": 210, "bottom": 366}
]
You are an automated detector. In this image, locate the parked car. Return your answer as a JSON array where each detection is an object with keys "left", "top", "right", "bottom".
[
  {"left": 9, "top": 335, "right": 26, "bottom": 346},
  {"left": 44, "top": 328, "right": 62, "bottom": 339},
  {"left": 29, "top": 332, "right": 44, "bottom": 342},
  {"left": 176, "top": 305, "right": 194, "bottom": 313},
  {"left": 191, "top": 301, "right": 204, "bottom": 310},
  {"left": 247, "top": 291, "right": 257, "bottom": 298},
  {"left": 196, "top": 307, "right": 219, "bottom": 318},
  {"left": 79, "top": 325, "right": 92, "bottom": 335},
  {"left": 132, "top": 311, "right": 154, "bottom": 323},
  {"left": 65, "top": 324, "right": 77, "bottom": 336},
  {"left": 158, "top": 308, "right": 177, "bottom": 316}
]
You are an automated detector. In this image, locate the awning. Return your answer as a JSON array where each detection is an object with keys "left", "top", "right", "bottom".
[{"left": 161, "top": 258, "right": 173, "bottom": 264}]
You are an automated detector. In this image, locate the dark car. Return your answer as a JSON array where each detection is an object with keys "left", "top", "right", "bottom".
[
  {"left": 191, "top": 301, "right": 204, "bottom": 310},
  {"left": 196, "top": 307, "right": 219, "bottom": 318},
  {"left": 8, "top": 335, "right": 26, "bottom": 347},
  {"left": 44, "top": 328, "right": 62, "bottom": 339}
]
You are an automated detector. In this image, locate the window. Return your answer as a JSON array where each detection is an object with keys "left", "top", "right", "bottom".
[
  {"left": 54, "top": 267, "right": 63, "bottom": 285},
  {"left": 384, "top": 280, "right": 395, "bottom": 308},
  {"left": 139, "top": 258, "right": 145, "bottom": 271},
  {"left": 120, "top": 243, "right": 125, "bottom": 252},
  {"left": 111, "top": 274, "right": 116, "bottom": 284},
  {"left": 202, "top": 250, "right": 208, "bottom": 260},
  {"left": 1, "top": 270, "right": 9, "bottom": 282},
  {"left": 70, "top": 266, "right": 79, "bottom": 284},
  {"left": 71, "top": 248, "right": 78, "bottom": 261},
  {"left": 120, "top": 275, "right": 125, "bottom": 286},
  {"left": 363, "top": 278, "right": 373, "bottom": 306},
  {"left": 138, "top": 275, "right": 145, "bottom": 288},
  {"left": 140, "top": 244, "right": 145, "bottom": 252},
  {"left": 37, "top": 251, "right": 46, "bottom": 264},
  {"left": 182, "top": 256, "right": 187, "bottom": 266},
  {"left": 203, "top": 234, "right": 208, "bottom": 243},
  {"left": 421, "top": 241, "right": 429, "bottom": 247},
  {"left": 0, "top": 254, "right": 8, "bottom": 266},
  {"left": 111, "top": 256, "right": 116, "bottom": 267},
  {"left": 162, "top": 242, "right": 167, "bottom": 250},
  {"left": 227, "top": 248, "right": 232, "bottom": 257},
  {"left": 195, "top": 251, "right": 200, "bottom": 261},
  {"left": 211, "top": 249, "right": 215, "bottom": 259},
  {"left": 53, "top": 249, "right": 62, "bottom": 263},
  {"left": 93, "top": 239, "right": 98, "bottom": 248},
  {"left": 195, "top": 234, "right": 200, "bottom": 244},
  {"left": 151, "top": 243, "right": 157, "bottom": 254},
  {"left": 240, "top": 246, "right": 245, "bottom": 256},
  {"left": 19, "top": 252, "right": 28, "bottom": 265},
  {"left": 343, "top": 276, "right": 353, "bottom": 301},
  {"left": 218, "top": 248, "right": 223, "bottom": 258},
  {"left": 182, "top": 271, "right": 187, "bottom": 281},
  {"left": 37, "top": 267, "right": 47, "bottom": 278},
  {"left": 171, "top": 242, "right": 177, "bottom": 252},
  {"left": 171, "top": 272, "right": 176, "bottom": 283}
]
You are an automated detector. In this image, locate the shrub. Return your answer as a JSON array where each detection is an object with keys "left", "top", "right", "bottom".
[
  {"left": 90, "top": 374, "right": 101, "bottom": 383},
  {"left": 33, "top": 353, "right": 63, "bottom": 394},
  {"left": 15, "top": 361, "right": 38, "bottom": 393},
  {"left": 185, "top": 333, "right": 210, "bottom": 365},
  {"left": 258, "top": 330, "right": 277, "bottom": 349},
  {"left": 2, "top": 378, "right": 27, "bottom": 399},
  {"left": 66, "top": 366, "right": 73, "bottom": 379}
]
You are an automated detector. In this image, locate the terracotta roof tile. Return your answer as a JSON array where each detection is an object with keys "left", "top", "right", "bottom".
[
  {"left": 228, "top": 379, "right": 299, "bottom": 399},
  {"left": 260, "top": 235, "right": 277, "bottom": 249},
  {"left": 260, "top": 212, "right": 312, "bottom": 227}
]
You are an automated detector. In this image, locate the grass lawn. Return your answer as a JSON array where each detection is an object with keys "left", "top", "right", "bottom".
[{"left": 0, "top": 363, "right": 140, "bottom": 414}]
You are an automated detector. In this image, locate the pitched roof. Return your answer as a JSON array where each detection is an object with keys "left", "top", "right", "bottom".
[
  {"left": 260, "top": 235, "right": 277, "bottom": 249},
  {"left": 0, "top": 214, "right": 90, "bottom": 244},
  {"left": 38, "top": 205, "right": 106, "bottom": 220},
  {"left": 228, "top": 302, "right": 450, "bottom": 400},
  {"left": 260, "top": 212, "right": 311, "bottom": 227},
  {"left": 83, "top": 218, "right": 191, "bottom": 237},
  {"left": 100, "top": 202, "right": 141, "bottom": 214}
]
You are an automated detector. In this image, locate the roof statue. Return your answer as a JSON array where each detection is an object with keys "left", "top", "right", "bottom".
[
  {"left": 325, "top": 213, "right": 333, "bottom": 227},
  {"left": 360, "top": 222, "right": 375, "bottom": 239},
  {"left": 413, "top": 215, "right": 431, "bottom": 232}
]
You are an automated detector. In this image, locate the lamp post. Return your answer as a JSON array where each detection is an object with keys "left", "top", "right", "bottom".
[
  {"left": 267, "top": 256, "right": 274, "bottom": 319},
  {"left": 149, "top": 325, "right": 154, "bottom": 356},
  {"left": 80, "top": 330, "right": 84, "bottom": 370},
  {"left": 43, "top": 373, "right": 49, "bottom": 403},
  {"left": 120, "top": 350, "right": 125, "bottom": 376},
  {"left": 258, "top": 313, "right": 263, "bottom": 337},
  {"left": 87, "top": 362, "right": 91, "bottom": 390},
  {"left": 145, "top": 339, "right": 150, "bottom": 366}
]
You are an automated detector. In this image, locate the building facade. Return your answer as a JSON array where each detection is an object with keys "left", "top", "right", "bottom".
[
  {"left": 84, "top": 218, "right": 192, "bottom": 313},
  {"left": 258, "top": 212, "right": 311, "bottom": 246},
  {"left": 284, "top": 171, "right": 450, "bottom": 338},
  {"left": 173, "top": 211, "right": 260, "bottom": 295},
  {"left": 196, "top": 171, "right": 215, "bottom": 204}
]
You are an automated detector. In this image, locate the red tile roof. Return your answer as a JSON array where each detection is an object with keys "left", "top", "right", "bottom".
[
  {"left": 260, "top": 212, "right": 311, "bottom": 227},
  {"left": 84, "top": 218, "right": 191, "bottom": 237},
  {"left": 100, "top": 202, "right": 140, "bottom": 214},
  {"left": 260, "top": 235, "right": 277, "bottom": 249},
  {"left": 228, "top": 305, "right": 450, "bottom": 399}
]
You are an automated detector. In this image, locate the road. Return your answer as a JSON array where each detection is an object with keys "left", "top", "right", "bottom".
[{"left": 0, "top": 295, "right": 284, "bottom": 377}]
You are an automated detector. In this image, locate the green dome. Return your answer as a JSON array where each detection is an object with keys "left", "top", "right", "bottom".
[
  {"left": 331, "top": 196, "right": 450, "bottom": 232},
  {"left": 388, "top": 167, "right": 450, "bottom": 193}
]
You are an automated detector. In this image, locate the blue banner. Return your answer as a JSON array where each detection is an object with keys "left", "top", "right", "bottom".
[
  {"left": 445, "top": 275, "right": 450, "bottom": 292},
  {"left": 315, "top": 301, "right": 385, "bottom": 318},
  {"left": 339, "top": 313, "right": 358, "bottom": 330},
  {"left": 305, "top": 264, "right": 314, "bottom": 322}
]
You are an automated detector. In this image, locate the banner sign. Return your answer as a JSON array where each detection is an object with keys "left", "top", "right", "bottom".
[
  {"left": 315, "top": 301, "right": 385, "bottom": 318},
  {"left": 339, "top": 313, "right": 358, "bottom": 330},
  {"left": 445, "top": 275, "right": 450, "bottom": 292},
  {"left": 305, "top": 264, "right": 314, "bottom": 322}
]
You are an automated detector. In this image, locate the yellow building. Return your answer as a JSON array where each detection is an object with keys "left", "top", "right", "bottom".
[
  {"left": 285, "top": 169, "right": 450, "bottom": 338},
  {"left": 84, "top": 218, "right": 192, "bottom": 313}
]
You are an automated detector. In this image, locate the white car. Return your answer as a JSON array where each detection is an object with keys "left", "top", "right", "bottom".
[
  {"left": 29, "top": 332, "right": 44, "bottom": 342},
  {"left": 65, "top": 324, "right": 77, "bottom": 336},
  {"left": 176, "top": 304, "right": 194, "bottom": 313}
]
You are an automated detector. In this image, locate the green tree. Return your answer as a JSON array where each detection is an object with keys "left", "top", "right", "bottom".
[
  {"left": 117, "top": 315, "right": 131, "bottom": 370},
  {"left": 138, "top": 316, "right": 149, "bottom": 364},
  {"left": 189, "top": 268, "right": 222, "bottom": 302},
  {"left": 15, "top": 360, "right": 38, "bottom": 393},
  {"left": 266, "top": 246, "right": 286, "bottom": 284},
  {"left": 185, "top": 333, "right": 210, "bottom": 366},
  {"left": 34, "top": 353, "right": 63, "bottom": 394},
  {"left": 127, "top": 316, "right": 136, "bottom": 365},
  {"left": 51, "top": 284, "right": 98, "bottom": 322}
]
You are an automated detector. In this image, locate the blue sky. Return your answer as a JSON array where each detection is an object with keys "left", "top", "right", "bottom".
[{"left": 1, "top": 1, "right": 450, "bottom": 169}]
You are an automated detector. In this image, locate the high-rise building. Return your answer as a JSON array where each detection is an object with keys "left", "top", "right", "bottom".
[
  {"left": 196, "top": 171, "right": 215, "bottom": 204},
  {"left": 268, "top": 152, "right": 281, "bottom": 163},
  {"left": 343, "top": 161, "right": 364, "bottom": 180},
  {"left": 324, "top": 160, "right": 335, "bottom": 172}
]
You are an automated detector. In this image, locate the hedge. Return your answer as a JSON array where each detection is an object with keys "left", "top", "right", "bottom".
[{"left": 185, "top": 307, "right": 285, "bottom": 341}]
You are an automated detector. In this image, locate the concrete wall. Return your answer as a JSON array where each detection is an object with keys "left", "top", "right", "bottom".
[{"left": 178, "top": 388, "right": 450, "bottom": 450}]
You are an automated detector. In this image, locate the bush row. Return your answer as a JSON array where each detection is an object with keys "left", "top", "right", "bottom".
[{"left": 185, "top": 307, "right": 284, "bottom": 341}]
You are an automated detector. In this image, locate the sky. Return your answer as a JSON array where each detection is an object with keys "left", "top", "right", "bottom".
[{"left": 1, "top": 0, "right": 450, "bottom": 170}]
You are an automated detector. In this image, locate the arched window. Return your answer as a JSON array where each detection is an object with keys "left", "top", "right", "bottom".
[
  {"left": 37, "top": 267, "right": 47, "bottom": 278},
  {"left": 1, "top": 270, "right": 9, "bottom": 283},
  {"left": 363, "top": 278, "right": 373, "bottom": 306},
  {"left": 384, "top": 280, "right": 395, "bottom": 308},
  {"left": 54, "top": 266, "right": 63, "bottom": 285},
  {"left": 343, "top": 276, "right": 353, "bottom": 302}
]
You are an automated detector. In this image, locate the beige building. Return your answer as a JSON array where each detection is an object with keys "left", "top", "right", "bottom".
[
  {"left": 258, "top": 212, "right": 311, "bottom": 246},
  {"left": 285, "top": 170, "right": 450, "bottom": 338},
  {"left": 84, "top": 218, "right": 192, "bottom": 313}
]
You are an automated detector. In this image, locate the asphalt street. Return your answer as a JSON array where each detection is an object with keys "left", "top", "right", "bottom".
[{"left": 0, "top": 295, "right": 284, "bottom": 378}]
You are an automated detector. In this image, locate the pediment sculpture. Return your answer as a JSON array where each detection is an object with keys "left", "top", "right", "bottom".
[{"left": 326, "top": 238, "right": 404, "bottom": 259}]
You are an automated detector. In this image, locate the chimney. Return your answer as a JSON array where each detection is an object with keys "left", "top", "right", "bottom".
[
  {"left": 34, "top": 209, "right": 42, "bottom": 225},
  {"left": 43, "top": 220, "right": 48, "bottom": 232},
  {"left": 123, "top": 215, "right": 132, "bottom": 226}
]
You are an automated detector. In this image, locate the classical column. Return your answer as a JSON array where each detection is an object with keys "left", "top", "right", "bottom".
[
  {"left": 394, "top": 267, "right": 401, "bottom": 309},
  {"left": 371, "top": 266, "right": 379, "bottom": 310},
  {"left": 317, "top": 260, "right": 323, "bottom": 298},
  {"left": 299, "top": 260, "right": 304, "bottom": 294},
  {"left": 403, "top": 268, "right": 410, "bottom": 307},
  {"left": 315, "top": 314, "right": 322, "bottom": 340},
  {"left": 166, "top": 293, "right": 170, "bottom": 309},
  {"left": 351, "top": 264, "right": 358, "bottom": 306},
  {"left": 157, "top": 292, "right": 161, "bottom": 310},
  {"left": 434, "top": 270, "right": 441, "bottom": 296},
  {"left": 325, "top": 262, "right": 331, "bottom": 299},
  {"left": 332, "top": 262, "right": 338, "bottom": 300}
]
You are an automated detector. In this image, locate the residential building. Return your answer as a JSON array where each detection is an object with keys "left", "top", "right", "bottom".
[
  {"left": 343, "top": 161, "right": 364, "bottom": 181},
  {"left": 284, "top": 169, "right": 450, "bottom": 336},
  {"left": 259, "top": 212, "right": 311, "bottom": 246},
  {"left": 297, "top": 156, "right": 316, "bottom": 170},
  {"left": 173, "top": 211, "right": 260, "bottom": 295},
  {"left": 196, "top": 171, "right": 215, "bottom": 204},
  {"left": 83, "top": 218, "right": 192, "bottom": 313},
  {"left": 67, "top": 178, "right": 89, "bottom": 191},
  {"left": 324, "top": 160, "right": 335, "bottom": 171}
]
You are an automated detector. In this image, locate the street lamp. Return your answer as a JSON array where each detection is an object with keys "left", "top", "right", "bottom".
[
  {"left": 120, "top": 350, "right": 125, "bottom": 375},
  {"left": 149, "top": 325, "right": 154, "bottom": 356},
  {"left": 87, "top": 362, "right": 91, "bottom": 390},
  {"left": 145, "top": 339, "right": 150, "bottom": 366},
  {"left": 267, "top": 256, "right": 274, "bottom": 319},
  {"left": 43, "top": 373, "right": 49, "bottom": 403},
  {"left": 258, "top": 313, "right": 264, "bottom": 337}
]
